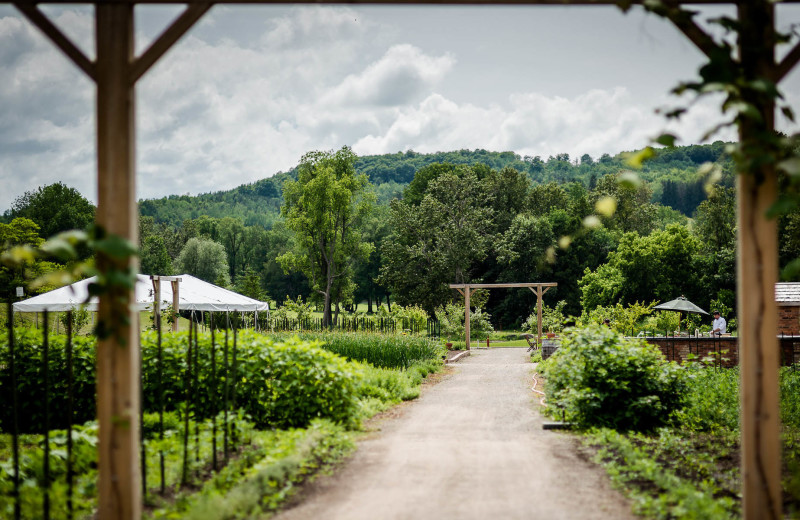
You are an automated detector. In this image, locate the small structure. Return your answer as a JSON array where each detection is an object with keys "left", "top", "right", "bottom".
[
  {"left": 13, "top": 274, "right": 269, "bottom": 329},
  {"left": 776, "top": 282, "right": 800, "bottom": 335},
  {"left": 449, "top": 282, "right": 556, "bottom": 350}
]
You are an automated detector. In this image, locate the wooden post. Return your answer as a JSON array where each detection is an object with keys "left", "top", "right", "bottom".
[
  {"left": 171, "top": 280, "right": 180, "bottom": 332},
  {"left": 151, "top": 276, "right": 162, "bottom": 329},
  {"left": 464, "top": 285, "right": 471, "bottom": 351},
  {"left": 737, "top": 2, "right": 781, "bottom": 518},
  {"left": 95, "top": 4, "right": 141, "bottom": 518},
  {"left": 536, "top": 287, "right": 543, "bottom": 346}
]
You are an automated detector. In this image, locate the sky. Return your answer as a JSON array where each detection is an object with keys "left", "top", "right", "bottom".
[{"left": 1, "top": 3, "right": 799, "bottom": 211}]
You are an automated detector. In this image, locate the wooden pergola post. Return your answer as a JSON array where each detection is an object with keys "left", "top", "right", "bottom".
[
  {"left": 95, "top": 5, "right": 140, "bottom": 517},
  {"left": 736, "top": 2, "right": 781, "bottom": 517},
  {"left": 151, "top": 275, "right": 182, "bottom": 332}
]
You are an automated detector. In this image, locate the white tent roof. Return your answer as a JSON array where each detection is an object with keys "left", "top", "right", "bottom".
[{"left": 12, "top": 274, "right": 269, "bottom": 313}]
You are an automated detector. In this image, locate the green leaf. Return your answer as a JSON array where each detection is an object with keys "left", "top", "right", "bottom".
[
  {"left": 624, "top": 147, "right": 655, "bottom": 169},
  {"left": 618, "top": 171, "right": 643, "bottom": 189},
  {"left": 654, "top": 133, "right": 677, "bottom": 147}
]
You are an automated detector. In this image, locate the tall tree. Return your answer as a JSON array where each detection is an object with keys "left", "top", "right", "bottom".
[
  {"left": 278, "top": 147, "right": 374, "bottom": 326},
  {"left": 217, "top": 217, "right": 246, "bottom": 281},
  {"left": 379, "top": 168, "right": 494, "bottom": 314}
]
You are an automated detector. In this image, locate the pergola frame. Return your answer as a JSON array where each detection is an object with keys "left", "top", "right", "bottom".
[
  {"left": 450, "top": 282, "right": 556, "bottom": 350},
  {"left": 5, "top": 0, "right": 800, "bottom": 518}
]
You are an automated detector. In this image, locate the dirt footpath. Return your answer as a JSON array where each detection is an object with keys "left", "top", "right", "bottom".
[{"left": 273, "top": 348, "right": 635, "bottom": 520}]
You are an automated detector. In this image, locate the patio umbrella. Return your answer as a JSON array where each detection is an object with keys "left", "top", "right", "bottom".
[{"left": 654, "top": 296, "right": 708, "bottom": 332}]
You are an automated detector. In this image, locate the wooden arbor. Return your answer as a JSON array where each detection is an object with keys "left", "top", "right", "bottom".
[
  {"left": 450, "top": 283, "right": 556, "bottom": 350},
  {"left": 5, "top": 0, "right": 799, "bottom": 519}
]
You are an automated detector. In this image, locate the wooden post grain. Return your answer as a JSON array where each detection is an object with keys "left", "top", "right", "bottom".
[
  {"left": 737, "top": 2, "right": 781, "bottom": 518},
  {"left": 95, "top": 5, "right": 141, "bottom": 518}
]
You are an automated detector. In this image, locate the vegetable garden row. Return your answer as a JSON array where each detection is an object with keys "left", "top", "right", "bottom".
[
  {"left": 0, "top": 311, "right": 445, "bottom": 519},
  {"left": 536, "top": 325, "right": 800, "bottom": 518}
]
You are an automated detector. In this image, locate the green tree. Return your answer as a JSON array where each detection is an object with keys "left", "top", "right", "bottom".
[
  {"left": 7, "top": 182, "right": 95, "bottom": 239},
  {"left": 278, "top": 147, "right": 374, "bottom": 326},
  {"left": 693, "top": 186, "right": 736, "bottom": 251},
  {"left": 402, "top": 163, "right": 456, "bottom": 206},
  {"left": 140, "top": 235, "right": 173, "bottom": 276},
  {"left": 579, "top": 225, "right": 701, "bottom": 310},
  {"left": 380, "top": 168, "right": 493, "bottom": 314},
  {"left": 235, "top": 266, "right": 264, "bottom": 300},
  {"left": 174, "top": 237, "right": 230, "bottom": 286},
  {"left": 592, "top": 173, "right": 657, "bottom": 235},
  {"left": 217, "top": 216, "right": 246, "bottom": 281}
]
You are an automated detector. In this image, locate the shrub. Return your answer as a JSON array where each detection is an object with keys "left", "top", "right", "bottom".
[
  {"left": 541, "top": 325, "right": 687, "bottom": 431},
  {"left": 523, "top": 300, "right": 568, "bottom": 334},
  {"left": 2, "top": 329, "right": 361, "bottom": 432},
  {"left": 434, "top": 303, "right": 493, "bottom": 340}
]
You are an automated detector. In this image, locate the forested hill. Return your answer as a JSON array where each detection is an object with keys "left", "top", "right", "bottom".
[{"left": 138, "top": 142, "right": 732, "bottom": 227}]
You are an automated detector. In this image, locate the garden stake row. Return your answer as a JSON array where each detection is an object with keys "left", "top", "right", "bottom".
[
  {"left": 181, "top": 320, "right": 193, "bottom": 486},
  {"left": 8, "top": 301, "right": 20, "bottom": 520},
  {"left": 211, "top": 323, "right": 217, "bottom": 471},
  {"left": 158, "top": 309, "right": 165, "bottom": 494},
  {"left": 66, "top": 315, "right": 74, "bottom": 519},
  {"left": 42, "top": 309, "right": 50, "bottom": 520}
]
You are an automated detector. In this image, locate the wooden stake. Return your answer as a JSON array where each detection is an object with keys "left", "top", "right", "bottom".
[{"left": 95, "top": 5, "right": 141, "bottom": 518}]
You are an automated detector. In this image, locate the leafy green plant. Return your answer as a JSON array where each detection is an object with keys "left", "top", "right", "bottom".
[
  {"left": 523, "top": 300, "right": 568, "bottom": 334},
  {"left": 541, "top": 325, "right": 687, "bottom": 431},
  {"left": 434, "top": 302, "right": 493, "bottom": 340}
]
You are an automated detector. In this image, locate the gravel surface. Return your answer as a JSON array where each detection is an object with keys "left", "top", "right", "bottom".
[{"left": 272, "top": 347, "right": 635, "bottom": 520}]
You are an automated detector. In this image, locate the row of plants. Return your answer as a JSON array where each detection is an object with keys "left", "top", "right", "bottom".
[
  {"left": 0, "top": 327, "right": 444, "bottom": 519},
  {"left": 535, "top": 325, "right": 800, "bottom": 518},
  {"left": 525, "top": 298, "right": 736, "bottom": 337}
]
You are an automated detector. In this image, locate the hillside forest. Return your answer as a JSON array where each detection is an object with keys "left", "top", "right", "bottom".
[{"left": 3, "top": 142, "right": 800, "bottom": 330}]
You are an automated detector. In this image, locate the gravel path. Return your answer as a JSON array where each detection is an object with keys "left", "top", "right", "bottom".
[{"left": 272, "top": 347, "right": 635, "bottom": 520}]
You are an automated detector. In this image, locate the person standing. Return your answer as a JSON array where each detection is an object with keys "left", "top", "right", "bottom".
[{"left": 712, "top": 311, "right": 727, "bottom": 336}]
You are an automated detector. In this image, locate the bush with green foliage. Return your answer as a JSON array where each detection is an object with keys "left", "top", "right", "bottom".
[
  {"left": 523, "top": 300, "right": 568, "bottom": 334},
  {"left": 434, "top": 302, "right": 494, "bottom": 340},
  {"left": 575, "top": 301, "right": 656, "bottom": 335},
  {"left": 540, "top": 325, "right": 687, "bottom": 431}
]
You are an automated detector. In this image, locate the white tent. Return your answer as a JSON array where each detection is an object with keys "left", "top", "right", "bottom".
[{"left": 12, "top": 274, "right": 269, "bottom": 313}]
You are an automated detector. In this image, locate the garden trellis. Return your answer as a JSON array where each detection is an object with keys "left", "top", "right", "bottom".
[
  {"left": 449, "top": 282, "right": 557, "bottom": 350},
  {"left": 4, "top": 0, "right": 799, "bottom": 518}
]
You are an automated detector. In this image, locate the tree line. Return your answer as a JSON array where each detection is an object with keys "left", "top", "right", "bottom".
[{"left": 3, "top": 142, "right": 797, "bottom": 329}]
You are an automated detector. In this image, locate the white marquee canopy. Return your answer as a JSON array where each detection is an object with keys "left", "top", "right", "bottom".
[{"left": 12, "top": 274, "right": 269, "bottom": 313}]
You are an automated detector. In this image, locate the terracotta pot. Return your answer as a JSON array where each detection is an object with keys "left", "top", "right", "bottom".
[{"left": 446, "top": 342, "right": 453, "bottom": 350}]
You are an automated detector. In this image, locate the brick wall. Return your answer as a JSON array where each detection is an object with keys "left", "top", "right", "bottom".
[
  {"left": 778, "top": 306, "right": 800, "bottom": 335},
  {"left": 644, "top": 336, "right": 800, "bottom": 367}
]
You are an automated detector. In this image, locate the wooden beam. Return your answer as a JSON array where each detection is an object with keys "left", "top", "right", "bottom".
[
  {"left": 659, "top": 1, "right": 722, "bottom": 59},
  {"left": 14, "top": 3, "right": 96, "bottom": 81},
  {"left": 736, "top": 2, "right": 781, "bottom": 518},
  {"left": 95, "top": 4, "right": 140, "bottom": 518},
  {"left": 10, "top": 0, "right": 780, "bottom": 5},
  {"left": 129, "top": 3, "right": 211, "bottom": 84},
  {"left": 450, "top": 282, "right": 557, "bottom": 289},
  {"left": 151, "top": 276, "right": 162, "bottom": 330},
  {"left": 776, "top": 40, "right": 800, "bottom": 83}
]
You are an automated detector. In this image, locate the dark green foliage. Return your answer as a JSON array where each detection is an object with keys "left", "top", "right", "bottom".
[
  {"left": 2, "top": 329, "right": 444, "bottom": 432},
  {"left": 0, "top": 328, "right": 97, "bottom": 432},
  {"left": 541, "top": 325, "right": 687, "bottom": 431},
  {"left": 6, "top": 182, "right": 95, "bottom": 240}
]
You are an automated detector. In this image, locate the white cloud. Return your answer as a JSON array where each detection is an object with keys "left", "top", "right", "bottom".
[
  {"left": 2, "top": 5, "right": 797, "bottom": 211},
  {"left": 324, "top": 44, "right": 454, "bottom": 107}
]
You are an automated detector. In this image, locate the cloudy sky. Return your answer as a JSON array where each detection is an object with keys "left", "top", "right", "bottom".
[{"left": 1, "top": 3, "right": 799, "bottom": 211}]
